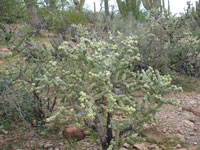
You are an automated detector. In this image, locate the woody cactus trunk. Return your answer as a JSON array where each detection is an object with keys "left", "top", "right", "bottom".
[
  {"left": 73, "top": 0, "right": 85, "bottom": 13},
  {"left": 116, "top": 0, "right": 142, "bottom": 19},
  {"left": 142, "top": 0, "right": 161, "bottom": 11}
]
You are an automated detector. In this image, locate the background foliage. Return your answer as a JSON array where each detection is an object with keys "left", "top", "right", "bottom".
[{"left": 0, "top": 0, "right": 200, "bottom": 149}]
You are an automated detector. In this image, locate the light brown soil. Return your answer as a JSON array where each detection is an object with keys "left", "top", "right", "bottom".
[
  {"left": 156, "top": 92, "right": 200, "bottom": 147},
  {"left": 1, "top": 92, "right": 200, "bottom": 150}
]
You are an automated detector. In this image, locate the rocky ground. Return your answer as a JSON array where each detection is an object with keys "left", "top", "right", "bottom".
[
  {"left": 1, "top": 91, "right": 200, "bottom": 150},
  {"left": 155, "top": 92, "right": 200, "bottom": 150}
]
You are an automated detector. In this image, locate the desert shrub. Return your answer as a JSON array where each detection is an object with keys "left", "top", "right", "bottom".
[
  {"left": 0, "top": 35, "right": 65, "bottom": 128},
  {"left": 111, "top": 15, "right": 141, "bottom": 34},
  {"left": 0, "top": 0, "right": 26, "bottom": 23},
  {"left": 0, "top": 65, "right": 23, "bottom": 129},
  {"left": 18, "top": 40, "right": 67, "bottom": 124},
  {"left": 0, "top": 23, "right": 35, "bottom": 57},
  {"left": 45, "top": 25, "right": 181, "bottom": 150},
  {"left": 111, "top": 11, "right": 148, "bottom": 34},
  {"left": 39, "top": 8, "right": 88, "bottom": 34},
  {"left": 0, "top": 64, "right": 41, "bottom": 128},
  {"left": 84, "top": 10, "right": 97, "bottom": 24},
  {"left": 136, "top": 12, "right": 200, "bottom": 77}
]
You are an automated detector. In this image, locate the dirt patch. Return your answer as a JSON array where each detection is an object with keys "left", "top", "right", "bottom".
[{"left": 156, "top": 92, "right": 200, "bottom": 146}]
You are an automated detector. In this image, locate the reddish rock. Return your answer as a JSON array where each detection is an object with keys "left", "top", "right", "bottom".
[
  {"left": 187, "top": 146, "right": 199, "bottom": 150},
  {"left": 140, "top": 127, "right": 166, "bottom": 143},
  {"left": 63, "top": 126, "right": 87, "bottom": 140},
  {"left": 183, "top": 120, "right": 194, "bottom": 129},
  {"left": 133, "top": 142, "right": 149, "bottom": 150}
]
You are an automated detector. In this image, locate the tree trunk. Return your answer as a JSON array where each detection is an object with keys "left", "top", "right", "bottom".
[
  {"left": 104, "top": 0, "right": 109, "bottom": 16},
  {"left": 106, "top": 112, "right": 113, "bottom": 146},
  {"left": 24, "top": 0, "right": 39, "bottom": 29},
  {"left": 94, "top": 115, "right": 109, "bottom": 150}
]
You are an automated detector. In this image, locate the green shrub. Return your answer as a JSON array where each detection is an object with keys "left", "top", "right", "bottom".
[
  {"left": 0, "top": 0, "right": 26, "bottom": 23},
  {"left": 45, "top": 25, "right": 181, "bottom": 150},
  {"left": 0, "top": 36, "right": 64, "bottom": 127},
  {"left": 39, "top": 8, "right": 88, "bottom": 33},
  {"left": 0, "top": 65, "right": 22, "bottom": 129},
  {"left": 136, "top": 12, "right": 200, "bottom": 76}
]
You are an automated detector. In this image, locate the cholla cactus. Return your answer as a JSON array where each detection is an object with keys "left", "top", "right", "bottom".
[{"left": 46, "top": 25, "right": 181, "bottom": 150}]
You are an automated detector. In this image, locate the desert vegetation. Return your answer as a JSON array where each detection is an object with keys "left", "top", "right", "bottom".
[{"left": 0, "top": 0, "right": 200, "bottom": 150}]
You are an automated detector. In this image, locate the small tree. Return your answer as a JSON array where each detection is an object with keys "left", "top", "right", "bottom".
[
  {"left": 46, "top": 25, "right": 181, "bottom": 150},
  {"left": 0, "top": 0, "right": 26, "bottom": 23}
]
